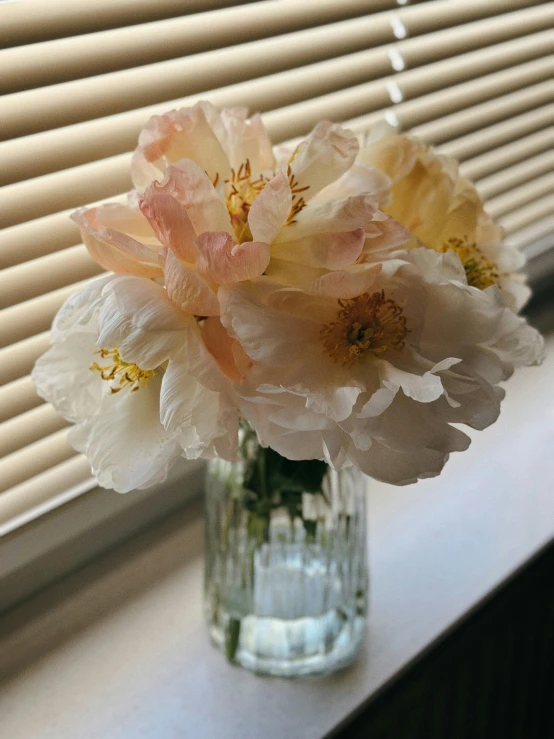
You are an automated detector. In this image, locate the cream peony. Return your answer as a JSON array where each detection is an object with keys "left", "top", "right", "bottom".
[
  {"left": 358, "top": 124, "right": 530, "bottom": 312},
  {"left": 33, "top": 273, "right": 241, "bottom": 492},
  {"left": 219, "top": 247, "right": 544, "bottom": 485}
]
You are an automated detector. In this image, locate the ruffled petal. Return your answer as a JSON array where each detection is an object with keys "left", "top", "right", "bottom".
[
  {"left": 159, "top": 248, "right": 220, "bottom": 316},
  {"left": 131, "top": 103, "right": 230, "bottom": 190},
  {"left": 149, "top": 161, "right": 234, "bottom": 237},
  {"left": 195, "top": 232, "right": 270, "bottom": 284},
  {"left": 271, "top": 228, "right": 365, "bottom": 269},
  {"left": 32, "top": 332, "right": 106, "bottom": 422},
  {"left": 69, "top": 376, "right": 180, "bottom": 493},
  {"left": 98, "top": 276, "right": 190, "bottom": 370},
  {"left": 311, "top": 164, "right": 391, "bottom": 207},
  {"left": 276, "top": 194, "right": 377, "bottom": 242},
  {"left": 160, "top": 345, "right": 240, "bottom": 461},
  {"left": 288, "top": 121, "right": 359, "bottom": 197},
  {"left": 72, "top": 206, "right": 162, "bottom": 277},
  {"left": 139, "top": 190, "right": 198, "bottom": 262},
  {"left": 201, "top": 316, "right": 252, "bottom": 383},
  {"left": 201, "top": 103, "right": 276, "bottom": 172},
  {"left": 247, "top": 170, "right": 292, "bottom": 244}
]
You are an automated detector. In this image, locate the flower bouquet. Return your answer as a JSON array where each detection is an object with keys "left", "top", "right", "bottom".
[{"left": 33, "top": 103, "right": 544, "bottom": 676}]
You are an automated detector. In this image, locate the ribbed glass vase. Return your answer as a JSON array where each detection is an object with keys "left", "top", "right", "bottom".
[{"left": 204, "top": 424, "right": 368, "bottom": 677}]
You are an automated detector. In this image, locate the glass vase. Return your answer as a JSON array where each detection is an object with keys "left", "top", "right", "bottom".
[{"left": 204, "top": 424, "right": 368, "bottom": 677}]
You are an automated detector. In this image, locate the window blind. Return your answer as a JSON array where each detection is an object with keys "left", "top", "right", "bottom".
[{"left": 1, "top": 0, "right": 553, "bottom": 535}]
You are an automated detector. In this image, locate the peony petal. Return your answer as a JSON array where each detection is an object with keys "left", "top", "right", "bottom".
[
  {"left": 271, "top": 228, "right": 365, "bottom": 270},
  {"left": 32, "top": 332, "right": 106, "bottom": 422},
  {"left": 131, "top": 103, "right": 230, "bottom": 190},
  {"left": 70, "top": 375, "right": 180, "bottom": 493},
  {"left": 72, "top": 206, "right": 162, "bottom": 277},
  {"left": 160, "top": 346, "right": 240, "bottom": 461},
  {"left": 288, "top": 121, "right": 359, "bottom": 198},
  {"left": 195, "top": 231, "right": 270, "bottom": 284},
  {"left": 276, "top": 194, "right": 377, "bottom": 242},
  {"left": 50, "top": 275, "right": 115, "bottom": 340},
  {"left": 219, "top": 283, "right": 320, "bottom": 367},
  {"left": 360, "top": 215, "right": 413, "bottom": 261},
  {"left": 201, "top": 316, "right": 251, "bottom": 383},
  {"left": 202, "top": 103, "right": 276, "bottom": 171},
  {"left": 307, "top": 263, "right": 382, "bottom": 298},
  {"left": 248, "top": 170, "right": 292, "bottom": 244},
  {"left": 139, "top": 190, "right": 198, "bottom": 262},
  {"left": 159, "top": 248, "right": 220, "bottom": 316},
  {"left": 98, "top": 276, "right": 191, "bottom": 370},
  {"left": 311, "top": 164, "right": 392, "bottom": 207},
  {"left": 149, "top": 160, "right": 233, "bottom": 237}
]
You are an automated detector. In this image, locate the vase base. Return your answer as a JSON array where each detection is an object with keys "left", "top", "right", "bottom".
[{"left": 209, "top": 610, "right": 366, "bottom": 677}]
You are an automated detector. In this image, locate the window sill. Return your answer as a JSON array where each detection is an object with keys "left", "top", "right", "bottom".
[{"left": 0, "top": 337, "right": 553, "bottom": 738}]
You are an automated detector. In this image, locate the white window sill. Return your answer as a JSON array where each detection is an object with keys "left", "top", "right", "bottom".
[{"left": 0, "top": 337, "right": 553, "bottom": 739}]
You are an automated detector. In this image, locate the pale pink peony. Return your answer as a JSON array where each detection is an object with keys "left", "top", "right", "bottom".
[{"left": 73, "top": 103, "right": 401, "bottom": 287}]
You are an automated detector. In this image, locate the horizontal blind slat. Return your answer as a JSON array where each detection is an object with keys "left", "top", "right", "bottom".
[
  {"left": 0, "top": 246, "right": 103, "bottom": 310},
  {"left": 486, "top": 173, "right": 554, "bottom": 219},
  {"left": 476, "top": 152, "right": 554, "bottom": 200},
  {"left": 0, "top": 457, "right": 94, "bottom": 534},
  {"left": 0, "top": 156, "right": 131, "bottom": 230},
  {"left": 0, "top": 405, "right": 67, "bottom": 459},
  {"left": 0, "top": 278, "right": 99, "bottom": 349},
  {"left": 0, "top": 377, "right": 43, "bottom": 424},
  {"left": 0, "top": 0, "right": 293, "bottom": 45},
  {"left": 0, "top": 333, "right": 50, "bottom": 386},
  {"left": 510, "top": 215, "right": 554, "bottom": 252},
  {"left": 0, "top": 194, "right": 127, "bottom": 270},
  {"left": 0, "top": 429, "right": 74, "bottom": 494},
  {"left": 2, "top": 0, "right": 533, "bottom": 139},
  {"left": 499, "top": 194, "right": 554, "bottom": 234},
  {"left": 2, "top": 6, "right": 551, "bottom": 185},
  {"left": 400, "top": 80, "right": 554, "bottom": 144},
  {"left": 459, "top": 127, "right": 554, "bottom": 180},
  {"left": 2, "top": 45, "right": 551, "bottom": 231},
  {"left": 0, "top": 0, "right": 415, "bottom": 92},
  {"left": 286, "top": 57, "right": 553, "bottom": 143}
]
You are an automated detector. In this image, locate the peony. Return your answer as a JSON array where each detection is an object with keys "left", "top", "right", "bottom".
[
  {"left": 219, "top": 247, "right": 544, "bottom": 485},
  {"left": 32, "top": 270, "right": 241, "bottom": 492},
  {"left": 358, "top": 124, "right": 530, "bottom": 312},
  {"left": 73, "top": 102, "right": 396, "bottom": 284},
  {"left": 34, "top": 103, "right": 544, "bottom": 491}
]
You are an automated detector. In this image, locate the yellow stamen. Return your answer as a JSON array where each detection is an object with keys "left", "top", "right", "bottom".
[
  {"left": 321, "top": 290, "right": 409, "bottom": 367},
  {"left": 285, "top": 164, "right": 309, "bottom": 224},
  {"left": 224, "top": 159, "right": 269, "bottom": 243},
  {"left": 90, "top": 348, "right": 157, "bottom": 393},
  {"left": 439, "top": 237, "right": 499, "bottom": 290},
  {"left": 223, "top": 159, "right": 310, "bottom": 242}
]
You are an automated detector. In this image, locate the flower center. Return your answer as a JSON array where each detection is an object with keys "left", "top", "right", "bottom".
[
  {"left": 439, "top": 237, "right": 499, "bottom": 290},
  {"left": 321, "top": 290, "right": 409, "bottom": 367},
  {"left": 90, "top": 348, "right": 157, "bottom": 393},
  {"left": 223, "top": 160, "right": 310, "bottom": 243},
  {"left": 225, "top": 160, "right": 268, "bottom": 243}
]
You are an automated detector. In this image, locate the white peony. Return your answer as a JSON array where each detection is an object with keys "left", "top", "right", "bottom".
[
  {"left": 33, "top": 273, "right": 241, "bottom": 492},
  {"left": 220, "top": 247, "right": 544, "bottom": 485}
]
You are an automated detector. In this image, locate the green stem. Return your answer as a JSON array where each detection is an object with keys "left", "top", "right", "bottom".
[
  {"left": 225, "top": 617, "right": 241, "bottom": 663},
  {"left": 257, "top": 446, "right": 268, "bottom": 499}
]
